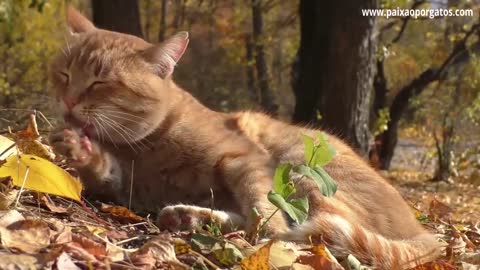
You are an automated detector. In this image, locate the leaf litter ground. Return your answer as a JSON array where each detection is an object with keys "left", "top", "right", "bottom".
[{"left": 0, "top": 115, "right": 479, "bottom": 270}]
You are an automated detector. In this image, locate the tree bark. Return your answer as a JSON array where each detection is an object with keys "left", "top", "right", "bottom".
[
  {"left": 251, "top": 0, "right": 278, "bottom": 115},
  {"left": 293, "top": 0, "right": 378, "bottom": 155},
  {"left": 91, "top": 0, "right": 143, "bottom": 38},
  {"left": 245, "top": 34, "right": 258, "bottom": 103}
]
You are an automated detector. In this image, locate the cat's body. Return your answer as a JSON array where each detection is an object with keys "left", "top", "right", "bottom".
[{"left": 48, "top": 7, "right": 441, "bottom": 269}]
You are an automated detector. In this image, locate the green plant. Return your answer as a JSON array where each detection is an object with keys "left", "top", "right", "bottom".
[{"left": 261, "top": 133, "right": 337, "bottom": 230}]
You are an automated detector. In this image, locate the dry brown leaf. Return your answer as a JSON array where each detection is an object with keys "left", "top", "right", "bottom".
[
  {"left": 429, "top": 197, "right": 453, "bottom": 221},
  {"left": 131, "top": 234, "right": 189, "bottom": 270},
  {"left": 55, "top": 252, "right": 81, "bottom": 270},
  {"left": 0, "top": 251, "right": 42, "bottom": 270},
  {"left": 407, "top": 260, "right": 457, "bottom": 270},
  {"left": 0, "top": 189, "right": 18, "bottom": 210},
  {"left": 0, "top": 219, "right": 51, "bottom": 253},
  {"left": 238, "top": 240, "right": 274, "bottom": 270},
  {"left": 71, "top": 233, "right": 107, "bottom": 259},
  {"left": 63, "top": 242, "right": 98, "bottom": 263},
  {"left": 106, "top": 243, "right": 126, "bottom": 262},
  {"left": 39, "top": 194, "right": 69, "bottom": 214},
  {"left": 0, "top": 209, "right": 24, "bottom": 227},
  {"left": 295, "top": 244, "right": 344, "bottom": 270},
  {"left": 100, "top": 203, "right": 143, "bottom": 224},
  {"left": 101, "top": 229, "right": 129, "bottom": 241},
  {"left": 13, "top": 114, "right": 55, "bottom": 161},
  {"left": 446, "top": 232, "right": 467, "bottom": 257}
]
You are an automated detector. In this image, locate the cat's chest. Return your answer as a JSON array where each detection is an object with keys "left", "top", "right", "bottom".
[{"left": 109, "top": 145, "right": 224, "bottom": 213}]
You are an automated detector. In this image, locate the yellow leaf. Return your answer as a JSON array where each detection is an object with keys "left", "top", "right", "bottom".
[
  {"left": 239, "top": 240, "right": 273, "bottom": 270},
  {"left": 0, "top": 154, "right": 82, "bottom": 202}
]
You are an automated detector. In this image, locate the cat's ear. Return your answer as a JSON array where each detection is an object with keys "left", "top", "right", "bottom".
[
  {"left": 66, "top": 6, "right": 95, "bottom": 34},
  {"left": 141, "top": 32, "right": 189, "bottom": 78}
]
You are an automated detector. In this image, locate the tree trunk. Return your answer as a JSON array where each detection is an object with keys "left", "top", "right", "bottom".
[
  {"left": 245, "top": 34, "right": 258, "bottom": 103},
  {"left": 91, "top": 0, "right": 143, "bottom": 38},
  {"left": 159, "top": 0, "right": 168, "bottom": 41},
  {"left": 251, "top": 0, "right": 278, "bottom": 115},
  {"left": 292, "top": 0, "right": 378, "bottom": 155}
]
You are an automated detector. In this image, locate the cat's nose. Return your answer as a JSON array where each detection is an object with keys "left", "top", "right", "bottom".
[{"left": 63, "top": 97, "right": 78, "bottom": 110}]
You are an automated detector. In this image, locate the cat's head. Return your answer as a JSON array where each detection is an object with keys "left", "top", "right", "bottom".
[{"left": 50, "top": 7, "right": 189, "bottom": 145}]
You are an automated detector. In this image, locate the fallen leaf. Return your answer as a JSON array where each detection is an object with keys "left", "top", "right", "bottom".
[
  {"left": 131, "top": 234, "right": 189, "bottom": 270},
  {"left": 71, "top": 233, "right": 107, "bottom": 259},
  {"left": 238, "top": 240, "right": 273, "bottom": 270},
  {"left": 13, "top": 114, "right": 55, "bottom": 161},
  {"left": 0, "top": 154, "right": 83, "bottom": 201},
  {"left": 295, "top": 244, "right": 344, "bottom": 270},
  {"left": 266, "top": 241, "right": 304, "bottom": 269},
  {"left": 39, "top": 194, "right": 69, "bottom": 213},
  {"left": 408, "top": 260, "right": 457, "bottom": 270},
  {"left": 106, "top": 243, "right": 126, "bottom": 262},
  {"left": 174, "top": 238, "right": 192, "bottom": 255},
  {"left": 55, "top": 252, "right": 81, "bottom": 270},
  {"left": 100, "top": 203, "right": 143, "bottom": 223},
  {"left": 211, "top": 241, "right": 244, "bottom": 266},
  {"left": 429, "top": 197, "right": 453, "bottom": 221},
  {"left": 0, "top": 251, "right": 42, "bottom": 270},
  {"left": 0, "top": 135, "right": 18, "bottom": 160},
  {"left": 0, "top": 209, "right": 25, "bottom": 227},
  {"left": 0, "top": 189, "right": 18, "bottom": 210},
  {"left": 446, "top": 232, "right": 467, "bottom": 257},
  {"left": 0, "top": 219, "right": 51, "bottom": 253}
]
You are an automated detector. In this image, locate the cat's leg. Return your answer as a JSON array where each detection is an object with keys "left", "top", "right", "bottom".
[
  {"left": 216, "top": 153, "right": 290, "bottom": 237},
  {"left": 157, "top": 204, "right": 244, "bottom": 233},
  {"left": 49, "top": 128, "right": 123, "bottom": 202}
]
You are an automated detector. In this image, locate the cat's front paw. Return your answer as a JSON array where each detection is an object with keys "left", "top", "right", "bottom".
[
  {"left": 157, "top": 204, "right": 239, "bottom": 232},
  {"left": 49, "top": 128, "right": 93, "bottom": 168}
]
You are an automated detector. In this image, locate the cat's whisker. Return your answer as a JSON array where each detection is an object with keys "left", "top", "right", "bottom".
[
  {"left": 93, "top": 108, "right": 146, "bottom": 120},
  {"left": 101, "top": 116, "right": 148, "bottom": 151},
  {"left": 63, "top": 36, "right": 72, "bottom": 55},
  {"left": 91, "top": 110, "right": 141, "bottom": 124},
  {"left": 92, "top": 112, "right": 153, "bottom": 149},
  {"left": 93, "top": 116, "right": 118, "bottom": 149},
  {"left": 95, "top": 114, "right": 138, "bottom": 153}
]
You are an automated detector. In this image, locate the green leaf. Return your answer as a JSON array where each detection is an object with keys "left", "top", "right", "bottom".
[
  {"left": 302, "top": 135, "right": 315, "bottom": 165},
  {"left": 190, "top": 234, "right": 218, "bottom": 253},
  {"left": 267, "top": 191, "right": 309, "bottom": 224},
  {"left": 211, "top": 242, "right": 244, "bottom": 266},
  {"left": 312, "top": 133, "right": 336, "bottom": 167},
  {"left": 273, "top": 164, "right": 293, "bottom": 197},
  {"left": 294, "top": 165, "right": 337, "bottom": 197}
]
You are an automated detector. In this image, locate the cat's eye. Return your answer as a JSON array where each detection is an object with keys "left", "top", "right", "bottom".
[
  {"left": 86, "top": 81, "right": 105, "bottom": 92},
  {"left": 59, "top": 71, "right": 69, "bottom": 83}
]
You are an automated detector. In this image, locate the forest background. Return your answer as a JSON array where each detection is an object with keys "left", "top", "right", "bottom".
[{"left": 1, "top": 0, "right": 480, "bottom": 186}]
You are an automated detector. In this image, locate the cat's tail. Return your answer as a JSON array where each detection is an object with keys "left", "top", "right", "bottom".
[{"left": 280, "top": 213, "right": 442, "bottom": 269}]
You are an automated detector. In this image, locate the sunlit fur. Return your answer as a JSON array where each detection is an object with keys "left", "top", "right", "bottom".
[{"left": 48, "top": 7, "right": 442, "bottom": 269}]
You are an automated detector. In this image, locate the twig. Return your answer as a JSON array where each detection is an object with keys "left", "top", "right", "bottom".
[
  {"left": 128, "top": 160, "right": 134, "bottom": 210},
  {"left": 14, "top": 166, "right": 30, "bottom": 207}
]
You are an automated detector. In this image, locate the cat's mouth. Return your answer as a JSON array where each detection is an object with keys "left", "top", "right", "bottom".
[{"left": 64, "top": 114, "right": 94, "bottom": 137}]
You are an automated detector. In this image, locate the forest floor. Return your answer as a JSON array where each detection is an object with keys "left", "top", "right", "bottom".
[{"left": 0, "top": 117, "right": 479, "bottom": 270}]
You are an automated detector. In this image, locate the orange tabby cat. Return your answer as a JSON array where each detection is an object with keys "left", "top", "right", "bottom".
[{"left": 49, "top": 7, "right": 441, "bottom": 269}]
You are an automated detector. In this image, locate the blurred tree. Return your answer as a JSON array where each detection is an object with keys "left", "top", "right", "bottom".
[
  {"left": 371, "top": 0, "right": 480, "bottom": 170},
  {"left": 251, "top": 0, "right": 278, "bottom": 115},
  {"left": 292, "top": 0, "right": 378, "bottom": 155},
  {"left": 91, "top": 0, "right": 143, "bottom": 38},
  {"left": 158, "top": 0, "right": 168, "bottom": 41}
]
